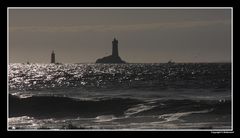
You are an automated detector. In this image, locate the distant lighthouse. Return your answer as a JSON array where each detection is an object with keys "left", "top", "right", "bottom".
[
  {"left": 96, "top": 37, "right": 126, "bottom": 63},
  {"left": 51, "top": 50, "right": 55, "bottom": 63},
  {"left": 112, "top": 38, "right": 119, "bottom": 57}
]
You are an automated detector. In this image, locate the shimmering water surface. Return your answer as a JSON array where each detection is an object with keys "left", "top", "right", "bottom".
[{"left": 8, "top": 63, "right": 231, "bottom": 130}]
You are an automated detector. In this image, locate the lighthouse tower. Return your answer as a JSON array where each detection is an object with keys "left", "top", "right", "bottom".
[
  {"left": 112, "top": 38, "right": 119, "bottom": 57},
  {"left": 51, "top": 50, "right": 55, "bottom": 63}
]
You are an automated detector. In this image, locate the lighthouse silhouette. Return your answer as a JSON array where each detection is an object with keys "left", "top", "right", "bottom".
[
  {"left": 96, "top": 37, "right": 126, "bottom": 63},
  {"left": 51, "top": 50, "right": 55, "bottom": 63},
  {"left": 112, "top": 38, "right": 119, "bottom": 57}
]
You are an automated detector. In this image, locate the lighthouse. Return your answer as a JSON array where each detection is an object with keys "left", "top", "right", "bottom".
[
  {"left": 95, "top": 37, "right": 126, "bottom": 63},
  {"left": 112, "top": 38, "right": 119, "bottom": 57},
  {"left": 51, "top": 50, "right": 55, "bottom": 63}
]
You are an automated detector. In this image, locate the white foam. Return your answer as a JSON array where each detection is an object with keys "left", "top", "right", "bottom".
[
  {"left": 124, "top": 104, "right": 156, "bottom": 116},
  {"left": 158, "top": 109, "right": 213, "bottom": 122},
  {"left": 8, "top": 116, "right": 38, "bottom": 129},
  {"left": 94, "top": 115, "right": 117, "bottom": 122},
  {"left": 10, "top": 92, "right": 34, "bottom": 98}
]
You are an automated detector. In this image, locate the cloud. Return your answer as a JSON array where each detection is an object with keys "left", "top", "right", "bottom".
[{"left": 10, "top": 20, "right": 229, "bottom": 33}]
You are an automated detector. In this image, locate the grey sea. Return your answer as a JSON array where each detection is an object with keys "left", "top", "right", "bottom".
[{"left": 8, "top": 63, "right": 231, "bottom": 130}]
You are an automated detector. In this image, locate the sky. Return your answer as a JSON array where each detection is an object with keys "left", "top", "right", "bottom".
[{"left": 9, "top": 8, "right": 231, "bottom": 63}]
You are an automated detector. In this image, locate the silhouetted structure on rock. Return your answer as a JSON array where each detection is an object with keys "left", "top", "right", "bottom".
[
  {"left": 112, "top": 38, "right": 119, "bottom": 57},
  {"left": 96, "top": 38, "right": 126, "bottom": 63},
  {"left": 51, "top": 50, "right": 55, "bottom": 63}
]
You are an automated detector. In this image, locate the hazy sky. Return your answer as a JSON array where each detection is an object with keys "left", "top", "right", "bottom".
[{"left": 9, "top": 8, "right": 231, "bottom": 63}]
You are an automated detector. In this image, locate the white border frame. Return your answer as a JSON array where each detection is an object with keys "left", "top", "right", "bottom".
[{"left": 7, "top": 7, "right": 233, "bottom": 132}]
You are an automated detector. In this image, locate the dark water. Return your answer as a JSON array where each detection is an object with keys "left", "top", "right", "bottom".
[{"left": 8, "top": 63, "right": 231, "bottom": 130}]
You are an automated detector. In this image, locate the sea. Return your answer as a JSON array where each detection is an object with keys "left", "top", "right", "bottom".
[{"left": 8, "top": 63, "right": 231, "bottom": 130}]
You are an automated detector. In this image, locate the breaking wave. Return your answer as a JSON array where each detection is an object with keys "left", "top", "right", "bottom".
[{"left": 9, "top": 94, "right": 231, "bottom": 119}]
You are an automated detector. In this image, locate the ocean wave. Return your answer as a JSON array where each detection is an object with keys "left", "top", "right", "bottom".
[
  {"left": 9, "top": 94, "right": 142, "bottom": 118},
  {"left": 9, "top": 94, "right": 231, "bottom": 120}
]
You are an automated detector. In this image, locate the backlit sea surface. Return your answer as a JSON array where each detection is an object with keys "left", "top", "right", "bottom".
[{"left": 8, "top": 63, "right": 231, "bottom": 130}]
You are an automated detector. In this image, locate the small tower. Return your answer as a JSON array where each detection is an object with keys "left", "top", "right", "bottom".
[
  {"left": 112, "top": 38, "right": 119, "bottom": 57},
  {"left": 51, "top": 50, "right": 55, "bottom": 63}
]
